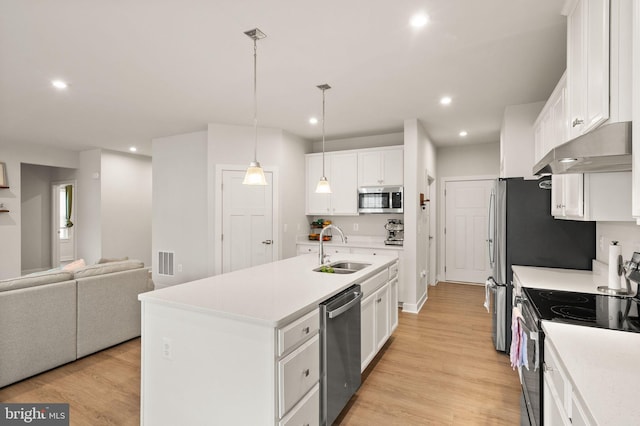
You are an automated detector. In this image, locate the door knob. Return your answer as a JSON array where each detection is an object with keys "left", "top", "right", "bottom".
[{"left": 262, "top": 240, "right": 273, "bottom": 245}]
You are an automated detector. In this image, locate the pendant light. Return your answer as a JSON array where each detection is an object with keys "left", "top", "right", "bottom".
[
  {"left": 242, "top": 28, "right": 268, "bottom": 186},
  {"left": 315, "top": 84, "right": 332, "bottom": 193}
]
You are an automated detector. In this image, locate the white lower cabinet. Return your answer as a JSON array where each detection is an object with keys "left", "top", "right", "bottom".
[
  {"left": 360, "top": 274, "right": 393, "bottom": 371},
  {"left": 544, "top": 339, "right": 595, "bottom": 426},
  {"left": 279, "top": 383, "right": 320, "bottom": 426},
  {"left": 389, "top": 276, "right": 399, "bottom": 333},
  {"left": 278, "top": 334, "right": 320, "bottom": 418},
  {"left": 360, "top": 292, "right": 376, "bottom": 372}
]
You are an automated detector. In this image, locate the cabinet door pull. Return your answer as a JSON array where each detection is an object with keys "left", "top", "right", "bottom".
[
  {"left": 377, "top": 298, "right": 382, "bottom": 303},
  {"left": 302, "top": 368, "right": 310, "bottom": 377},
  {"left": 572, "top": 118, "right": 584, "bottom": 127},
  {"left": 302, "top": 326, "right": 310, "bottom": 334}
]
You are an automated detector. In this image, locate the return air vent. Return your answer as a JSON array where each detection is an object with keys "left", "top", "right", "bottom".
[{"left": 158, "top": 251, "right": 175, "bottom": 276}]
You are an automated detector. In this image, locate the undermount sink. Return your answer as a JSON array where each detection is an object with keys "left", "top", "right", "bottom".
[
  {"left": 329, "top": 262, "right": 370, "bottom": 271},
  {"left": 313, "top": 261, "right": 371, "bottom": 275}
]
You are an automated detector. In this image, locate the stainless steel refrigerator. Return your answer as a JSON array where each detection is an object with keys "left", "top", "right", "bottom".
[{"left": 487, "top": 177, "right": 595, "bottom": 352}]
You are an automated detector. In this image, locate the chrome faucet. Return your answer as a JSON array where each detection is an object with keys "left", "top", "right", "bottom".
[{"left": 319, "top": 224, "right": 347, "bottom": 264}]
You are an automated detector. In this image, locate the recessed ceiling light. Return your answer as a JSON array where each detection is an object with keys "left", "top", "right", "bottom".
[
  {"left": 410, "top": 13, "right": 429, "bottom": 28},
  {"left": 129, "top": 147, "right": 137, "bottom": 152},
  {"left": 440, "top": 96, "right": 452, "bottom": 105},
  {"left": 559, "top": 158, "right": 577, "bottom": 163},
  {"left": 459, "top": 130, "right": 468, "bottom": 137},
  {"left": 51, "top": 80, "right": 68, "bottom": 89},
  {"left": 309, "top": 117, "right": 318, "bottom": 125}
]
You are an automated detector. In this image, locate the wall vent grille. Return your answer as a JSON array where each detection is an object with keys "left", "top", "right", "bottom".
[{"left": 158, "top": 251, "right": 175, "bottom": 276}]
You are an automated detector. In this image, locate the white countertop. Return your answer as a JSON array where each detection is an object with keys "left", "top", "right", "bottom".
[
  {"left": 512, "top": 265, "right": 607, "bottom": 294},
  {"left": 139, "top": 253, "right": 396, "bottom": 327},
  {"left": 542, "top": 321, "right": 640, "bottom": 425}
]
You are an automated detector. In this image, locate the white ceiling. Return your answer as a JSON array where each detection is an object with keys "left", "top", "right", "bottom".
[{"left": 0, "top": 0, "right": 567, "bottom": 157}]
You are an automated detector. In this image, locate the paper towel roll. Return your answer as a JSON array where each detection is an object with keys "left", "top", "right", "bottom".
[{"left": 608, "top": 241, "right": 621, "bottom": 289}]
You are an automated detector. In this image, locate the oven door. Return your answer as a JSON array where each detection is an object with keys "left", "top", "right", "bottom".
[{"left": 519, "top": 300, "right": 543, "bottom": 426}]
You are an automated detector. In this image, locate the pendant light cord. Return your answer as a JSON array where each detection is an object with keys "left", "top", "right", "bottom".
[
  {"left": 253, "top": 38, "right": 258, "bottom": 163},
  {"left": 321, "top": 88, "right": 326, "bottom": 177}
]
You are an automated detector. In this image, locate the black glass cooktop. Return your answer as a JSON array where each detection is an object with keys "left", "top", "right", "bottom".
[{"left": 523, "top": 288, "right": 640, "bottom": 333}]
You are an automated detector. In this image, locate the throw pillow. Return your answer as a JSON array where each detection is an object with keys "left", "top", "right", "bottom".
[{"left": 62, "top": 258, "right": 86, "bottom": 271}]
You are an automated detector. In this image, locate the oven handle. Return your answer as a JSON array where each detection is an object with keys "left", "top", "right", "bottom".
[{"left": 517, "top": 316, "right": 540, "bottom": 371}]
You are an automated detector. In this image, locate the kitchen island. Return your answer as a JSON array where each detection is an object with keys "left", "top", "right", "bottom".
[{"left": 138, "top": 253, "right": 398, "bottom": 426}]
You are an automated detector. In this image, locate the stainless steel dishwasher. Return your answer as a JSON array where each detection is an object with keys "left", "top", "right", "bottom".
[{"left": 319, "top": 284, "right": 362, "bottom": 425}]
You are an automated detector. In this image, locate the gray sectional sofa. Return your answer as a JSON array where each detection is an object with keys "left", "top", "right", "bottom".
[{"left": 0, "top": 259, "right": 154, "bottom": 388}]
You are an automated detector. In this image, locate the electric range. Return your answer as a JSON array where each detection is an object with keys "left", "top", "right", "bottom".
[{"left": 523, "top": 288, "right": 640, "bottom": 333}]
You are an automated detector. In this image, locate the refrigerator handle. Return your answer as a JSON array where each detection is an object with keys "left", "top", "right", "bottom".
[{"left": 487, "top": 188, "right": 495, "bottom": 267}]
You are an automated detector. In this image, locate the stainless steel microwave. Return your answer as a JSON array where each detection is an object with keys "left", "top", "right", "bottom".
[{"left": 358, "top": 186, "right": 403, "bottom": 214}]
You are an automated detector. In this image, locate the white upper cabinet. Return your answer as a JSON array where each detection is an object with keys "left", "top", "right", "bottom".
[
  {"left": 534, "top": 72, "right": 568, "bottom": 164},
  {"left": 564, "top": 0, "right": 632, "bottom": 139},
  {"left": 358, "top": 147, "right": 403, "bottom": 186},
  {"left": 552, "top": 172, "right": 633, "bottom": 221},
  {"left": 305, "top": 152, "right": 358, "bottom": 216},
  {"left": 567, "top": 0, "right": 609, "bottom": 138}
]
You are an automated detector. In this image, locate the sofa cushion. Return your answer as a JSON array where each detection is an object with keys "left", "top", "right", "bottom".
[
  {"left": 73, "top": 259, "right": 144, "bottom": 279},
  {"left": 97, "top": 256, "right": 129, "bottom": 264},
  {"left": 0, "top": 270, "right": 74, "bottom": 292}
]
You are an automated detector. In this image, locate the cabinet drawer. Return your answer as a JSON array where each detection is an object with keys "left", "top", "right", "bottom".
[
  {"left": 389, "top": 261, "right": 399, "bottom": 279},
  {"left": 360, "top": 269, "right": 388, "bottom": 298},
  {"left": 278, "top": 383, "right": 320, "bottom": 426},
  {"left": 278, "top": 309, "right": 319, "bottom": 356},
  {"left": 278, "top": 334, "right": 320, "bottom": 418},
  {"left": 544, "top": 343, "right": 567, "bottom": 411}
]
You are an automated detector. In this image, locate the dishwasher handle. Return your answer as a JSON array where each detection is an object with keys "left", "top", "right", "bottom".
[{"left": 327, "top": 291, "right": 362, "bottom": 319}]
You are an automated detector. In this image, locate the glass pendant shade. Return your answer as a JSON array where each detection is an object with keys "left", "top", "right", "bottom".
[
  {"left": 243, "top": 161, "right": 267, "bottom": 185},
  {"left": 315, "top": 176, "right": 332, "bottom": 193}
]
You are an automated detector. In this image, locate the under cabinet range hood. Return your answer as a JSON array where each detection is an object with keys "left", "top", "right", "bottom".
[{"left": 532, "top": 121, "right": 632, "bottom": 175}]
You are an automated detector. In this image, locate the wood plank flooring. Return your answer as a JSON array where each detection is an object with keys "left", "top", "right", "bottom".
[
  {"left": 336, "top": 282, "right": 521, "bottom": 425},
  {"left": 0, "top": 282, "right": 520, "bottom": 425}
]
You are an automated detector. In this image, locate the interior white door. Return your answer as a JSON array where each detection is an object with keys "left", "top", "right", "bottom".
[
  {"left": 52, "top": 182, "right": 76, "bottom": 267},
  {"left": 222, "top": 170, "right": 274, "bottom": 273},
  {"left": 444, "top": 179, "right": 493, "bottom": 283}
]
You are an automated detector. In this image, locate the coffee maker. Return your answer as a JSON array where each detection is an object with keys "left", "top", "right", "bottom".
[{"left": 384, "top": 219, "right": 404, "bottom": 246}]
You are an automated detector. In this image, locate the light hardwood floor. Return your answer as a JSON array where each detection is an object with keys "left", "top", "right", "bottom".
[{"left": 0, "top": 282, "right": 520, "bottom": 425}]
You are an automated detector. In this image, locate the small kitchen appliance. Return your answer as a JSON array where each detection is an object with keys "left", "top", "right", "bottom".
[
  {"left": 358, "top": 186, "right": 403, "bottom": 214},
  {"left": 384, "top": 219, "right": 404, "bottom": 246}
]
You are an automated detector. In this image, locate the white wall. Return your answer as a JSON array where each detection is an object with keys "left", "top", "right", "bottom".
[
  {"left": 77, "top": 150, "right": 102, "bottom": 265},
  {"left": 311, "top": 132, "right": 403, "bottom": 152},
  {"left": 403, "top": 119, "right": 436, "bottom": 313},
  {"left": 101, "top": 151, "right": 152, "bottom": 266},
  {"left": 437, "top": 143, "right": 500, "bottom": 178},
  {"left": 20, "top": 164, "right": 54, "bottom": 273},
  {"left": 0, "top": 143, "right": 78, "bottom": 279},
  {"left": 279, "top": 131, "right": 312, "bottom": 259},
  {"left": 152, "top": 124, "right": 311, "bottom": 287},
  {"left": 596, "top": 222, "right": 640, "bottom": 264},
  {"left": 152, "top": 131, "right": 209, "bottom": 288}
]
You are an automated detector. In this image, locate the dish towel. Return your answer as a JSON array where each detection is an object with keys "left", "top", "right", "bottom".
[
  {"left": 510, "top": 307, "right": 524, "bottom": 369},
  {"left": 483, "top": 278, "right": 493, "bottom": 313}
]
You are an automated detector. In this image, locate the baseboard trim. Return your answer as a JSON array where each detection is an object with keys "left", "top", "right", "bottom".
[{"left": 402, "top": 291, "right": 428, "bottom": 314}]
